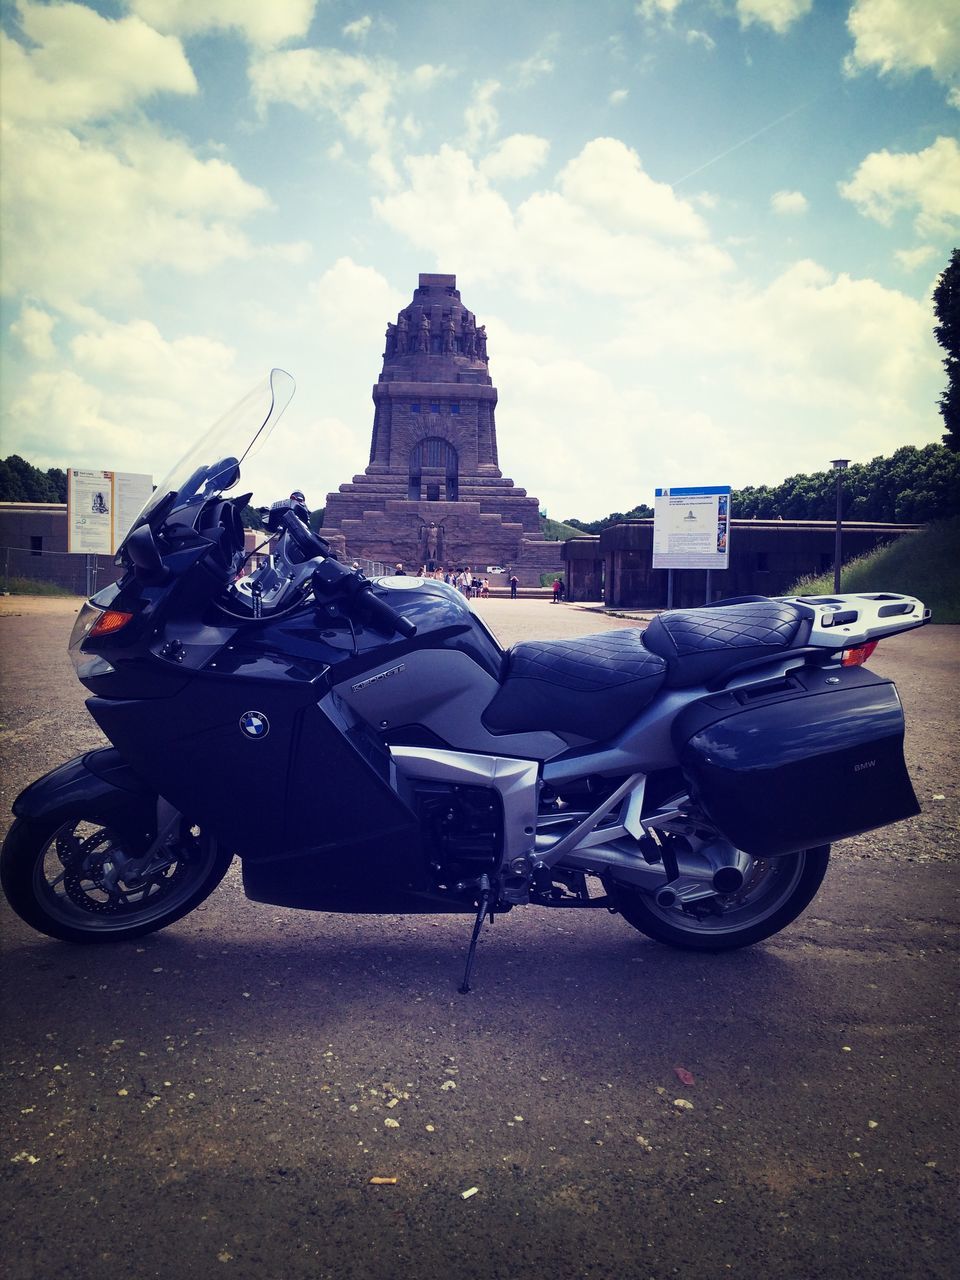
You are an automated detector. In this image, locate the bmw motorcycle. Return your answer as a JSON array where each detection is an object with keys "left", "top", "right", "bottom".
[{"left": 0, "top": 371, "right": 929, "bottom": 990}]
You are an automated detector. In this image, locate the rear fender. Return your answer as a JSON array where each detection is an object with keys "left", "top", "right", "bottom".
[{"left": 12, "top": 748, "right": 159, "bottom": 849}]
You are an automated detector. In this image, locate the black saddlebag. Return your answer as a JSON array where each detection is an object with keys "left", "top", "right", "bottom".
[{"left": 673, "top": 664, "right": 920, "bottom": 857}]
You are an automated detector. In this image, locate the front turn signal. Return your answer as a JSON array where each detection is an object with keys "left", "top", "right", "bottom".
[
  {"left": 841, "top": 640, "right": 879, "bottom": 667},
  {"left": 89, "top": 609, "right": 134, "bottom": 638}
]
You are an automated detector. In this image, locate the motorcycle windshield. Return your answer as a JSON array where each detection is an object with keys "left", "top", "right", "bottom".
[{"left": 122, "top": 368, "right": 296, "bottom": 539}]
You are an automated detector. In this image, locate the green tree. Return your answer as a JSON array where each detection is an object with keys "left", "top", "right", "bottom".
[
  {"left": 45, "top": 468, "right": 68, "bottom": 502},
  {"left": 933, "top": 248, "right": 959, "bottom": 451},
  {"left": 0, "top": 455, "right": 63, "bottom": 502}
]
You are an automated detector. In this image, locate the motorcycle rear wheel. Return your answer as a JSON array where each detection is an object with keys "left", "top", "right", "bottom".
[
  {"left": 1, "top": 808, "right": 234, "bottom": 944},
  {"left": 609, "top": 846, "right": 830, "bottom": 952}
]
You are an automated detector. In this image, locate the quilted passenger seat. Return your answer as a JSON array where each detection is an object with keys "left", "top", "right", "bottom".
[
  {"left": 641, "top": 599, "right": 810, "bottom": 687},
  {"left": 482, "top": 629, "right": 667, "bottom": 740}
]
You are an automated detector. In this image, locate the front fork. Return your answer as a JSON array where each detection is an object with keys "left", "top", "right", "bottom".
[{"left": 101, "top": 799, "right": 185, "bottom": 889}]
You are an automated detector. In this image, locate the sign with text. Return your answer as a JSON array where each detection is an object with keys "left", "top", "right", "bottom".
[
  {"left": 653, "top": 485, "right": 731, "bottom": 570},
  {"left": 67, "top": 469, "right": 154, "bottom": 555}
]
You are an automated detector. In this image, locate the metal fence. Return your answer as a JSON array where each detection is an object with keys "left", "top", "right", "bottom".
[
  {"left": 1, "top": 546, "right": 118, "bottom": 595},
  {"left": 2, "top": 545, "right": 393, "bottom": 595}
]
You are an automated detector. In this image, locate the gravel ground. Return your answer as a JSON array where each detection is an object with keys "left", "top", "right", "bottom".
[{"left": 0, "top": 595, "right": 957, "bottom": 1280}]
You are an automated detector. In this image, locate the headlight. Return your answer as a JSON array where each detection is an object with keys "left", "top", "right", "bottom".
[{"left": 68, "top": 603, "right": 117, "bottom": 679}]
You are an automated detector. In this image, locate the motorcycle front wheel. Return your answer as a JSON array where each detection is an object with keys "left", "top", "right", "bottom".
[
  {"left": 1, "top": 807, "right": 234, "bottom": 944},
  {"left": 609, "top": 846, "right": 830, "bottom": 952}
]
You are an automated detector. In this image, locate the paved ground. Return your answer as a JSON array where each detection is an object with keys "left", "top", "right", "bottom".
[{"left": 0, "top": 595, "right": 957, "bottom": 1280}]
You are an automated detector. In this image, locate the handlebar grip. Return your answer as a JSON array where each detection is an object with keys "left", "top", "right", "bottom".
[{"left": 357, "top": 586, "right": 417, "bottom": 639}]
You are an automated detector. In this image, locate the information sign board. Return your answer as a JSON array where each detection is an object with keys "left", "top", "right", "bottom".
[
  {"left": 653, "top": 485, "right": 731, "bottom": 570},
  {"left": 67, "top": 470, "right": 154, "bottom": 555}
]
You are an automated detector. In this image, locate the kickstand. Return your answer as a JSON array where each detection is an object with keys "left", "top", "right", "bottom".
[{"left": 458, "top": 874, "right": 494, "bottom": 995}]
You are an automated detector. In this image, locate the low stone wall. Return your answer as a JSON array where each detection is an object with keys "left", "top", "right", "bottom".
[{"left": 577, "top": 519, "right": 920, "bottom": 609}]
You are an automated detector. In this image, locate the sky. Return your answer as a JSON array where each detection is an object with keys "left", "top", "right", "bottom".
[{"left": 1, "top": 0, "right": 958, "bottom": 522}]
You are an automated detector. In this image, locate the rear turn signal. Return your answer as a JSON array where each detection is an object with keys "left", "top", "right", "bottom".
[
  {"left": 89, "top": 609, "right": 134, "bottom": 638},
  {"left": 841, "top": 640, "right": 879, "bottom": 667}
]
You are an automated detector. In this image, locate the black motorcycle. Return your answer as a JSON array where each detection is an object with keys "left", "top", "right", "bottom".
[{"left": 1, "top": 371, "right": 929, "bottom": 990}]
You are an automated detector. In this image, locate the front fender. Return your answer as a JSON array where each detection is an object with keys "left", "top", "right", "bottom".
[{"left": 12, "top": 748, "right": 158, "bottom": 844}]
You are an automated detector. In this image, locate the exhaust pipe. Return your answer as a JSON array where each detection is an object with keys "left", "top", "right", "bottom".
[
  {"left": 704, "top": 842, "right": 753, "bottom": 895},
  {"left": 634, "top": 844, "right": 755, "bottom": 909}
]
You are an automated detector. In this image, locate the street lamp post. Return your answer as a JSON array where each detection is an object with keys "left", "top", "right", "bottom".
[{"left": 830, "top": 458, "right": 850, "bottom": 593}]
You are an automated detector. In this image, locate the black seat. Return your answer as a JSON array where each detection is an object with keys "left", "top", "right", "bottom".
[
  {"left": 642, "top": 600, "right": 809, "bottom": 687},
  {"left": 482, "top": 629, "right": 667, "bottom": 740}
]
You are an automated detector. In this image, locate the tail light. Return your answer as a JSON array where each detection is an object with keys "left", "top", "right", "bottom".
[
  {"left": 89, "top": 609, "right": 134, "bottom": 638},
  {"left": 841, "top": 640, "right": 879, "bottom": 667}
]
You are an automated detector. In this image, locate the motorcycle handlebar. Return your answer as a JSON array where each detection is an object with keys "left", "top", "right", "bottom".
[
  {"left": 311, "top": 558, "right": 417, "bottom": 639},
  {"left": 272, "top": 507, "right": 330, "bottom": 561},
  {"left": 356, "top": 584, "right": 418, "bottom": 639}
]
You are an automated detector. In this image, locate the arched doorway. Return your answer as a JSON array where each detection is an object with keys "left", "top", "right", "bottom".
[{"left": 409, "top": 437, "right": 458, "bottom": 501}]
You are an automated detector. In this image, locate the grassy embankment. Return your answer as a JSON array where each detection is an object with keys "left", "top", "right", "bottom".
[
  {"left": 0, "top": 575, "right": 77, "bottom": 597},
  {"left": 540, "top": 517, "right": 584, "bottom": 541},
  {"left": 789, "top": 516, "right": 960, "bottom": 624}
]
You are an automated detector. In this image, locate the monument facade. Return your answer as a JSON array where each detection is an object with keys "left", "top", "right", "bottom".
[{"left": 318, "top": 273, "right": 561, "bottom": 582}]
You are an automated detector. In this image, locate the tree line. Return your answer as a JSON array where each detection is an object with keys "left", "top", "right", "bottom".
[
  {"left": 0, "top": 455, "right": 68, "bottom": 503},
  {"left": 563, "top": 443, "right": 960, "bottom": 533}
]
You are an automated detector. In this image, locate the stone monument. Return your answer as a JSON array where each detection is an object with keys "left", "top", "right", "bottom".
[{"left": 318, "top": 273, "right": 561, "bottom": 582}]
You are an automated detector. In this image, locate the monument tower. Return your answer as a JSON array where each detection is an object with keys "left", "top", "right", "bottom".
[{"left": 318, "top": 273, "right": 560, "bottom": 581}]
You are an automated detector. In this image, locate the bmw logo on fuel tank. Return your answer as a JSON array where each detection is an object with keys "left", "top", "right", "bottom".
[{"left": 239, "top": 711, "right": 270, "bottom": 739}]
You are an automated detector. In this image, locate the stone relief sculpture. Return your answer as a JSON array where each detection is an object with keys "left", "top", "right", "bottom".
[
  {"left": 418, "top": 520, "right": 445, "bottom": 565},
  {"left": 462, "top": 313, "right": 476, "bottom": 358},
  {"left": 442, "top": 314, "right": 456, "bottom": 354},
  {"left": 386, "top": 306, "right": 488, "bottom": 365}
]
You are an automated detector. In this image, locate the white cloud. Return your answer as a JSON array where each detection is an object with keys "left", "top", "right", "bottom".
[
  {"left": 250, "top": 46, "right": 400, "bottom": 179},
  {"left": 247, "top": 48, "right": 452, "bottom": 180},
  {"left": 635, "top": 0, "right": 684, "bottom": 18},
  {"left": 9, "top": 305, "right": 57, "bottom": 360},
  {"left": 736, "top": 0, "right": 812, "bottom": 34},
  {"left": 719, "top": 261, "right": 933, "bottom": 400},
  {"left": 464, "top": 80, "right": 501, "bottom": 150},
  {"left": 373, "top": 141, "right": 733, "bottom": 305},
  {"left": 515, "top": 50, "right": 556, "bottom": 85},
  {"left": 599, "top": 258, "right": 941, "bottom": 495},
  {"left": 129, "top": 0, "right": 317, "bottom": 48},
  {"left": 608, "top": 88, "right": 630, "bottom": 106},
  {"left": 845, "top": 0, "right": 960, "bottom": 98},
  {"left": 686, "top": 29, "right": 717, "bottom": 50},
  {"left": 950, "top": 86, "right": 960, "bottom": 108},
  {"left": 373, "top": 146, "right": 517, "bottom": 282},
  {"left": 0, "top": 2, "right": 196, "bottom": 126},
  {"left": 7, "top": 354, "right": 239, "bottom": 477},
  {"left": 342, "top": 15, "right": 372, "bottom": 42},
  {"left": 771, "top": 189, "right": 809, "bottom": 215},
  {"left": 557, "top": 138, "right": 710, "bottom": 240},
  {"left": 410, "top": 63, "right": 455, "bottom": 91},
  {"left": 309, "top": 257, "right": 404, "bottom": 341},
  {"left": 7, "top": 308, "right": 363, "bottom": 504},
  {"left": 894, "top": 245, "right": 937, "bottom": 270},
  {"left": 838, "top": 135, "right": 960, "bottom": 236},
  {"left": 480, "top": 134, "right": 550, "bottom": 182},
  {"left": 0, "top": 120, "right": 272, "bottom": 304}
]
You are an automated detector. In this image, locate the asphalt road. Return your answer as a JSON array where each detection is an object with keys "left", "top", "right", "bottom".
[{"left": 0, "top": 596, "right": 957, "bottom": 1280}]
